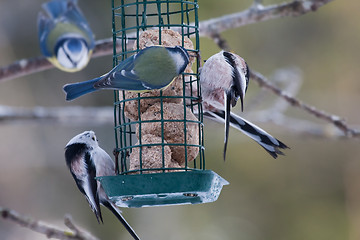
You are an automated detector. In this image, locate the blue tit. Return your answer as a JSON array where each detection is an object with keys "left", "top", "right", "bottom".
[
  {"left": 65, "top": 131, "right": 140, "bottom": 240},
  {"left": 38, "top": 0, "right": 95, "bottom": 72},
  {"left": 63, "top": 45, "right": 190, "bottom": 101},
  {"left": 186, "top": 82, "right": 288, "bottom": 160}
]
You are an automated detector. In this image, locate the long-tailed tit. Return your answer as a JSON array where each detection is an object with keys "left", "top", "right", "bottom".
[
  {"left": 188, "top": 54, "right": 288, "bottom": 159},
  {"left": 200, "top": 51, "right": 250, "bottom": 160},
  {"left": 65, "top": 131, "right": 140, "bottom": 240}
]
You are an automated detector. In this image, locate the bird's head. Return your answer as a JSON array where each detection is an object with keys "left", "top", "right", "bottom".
[
  {"left": 167, "top": 46, "right": 190, "bottom": 74},
  {"left": 65, "top": 130, "right": 99, "bottom": 149},
  {"left": 55, "top": 37, "right": 91, "bottom": 72}
]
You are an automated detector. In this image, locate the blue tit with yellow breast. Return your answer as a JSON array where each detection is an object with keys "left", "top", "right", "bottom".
[
  {"left": 38, "top": 0, "right": 95, "bottom": 72},
  {"left": 63, "top": 45, "right": 190, "bottom": 101}
]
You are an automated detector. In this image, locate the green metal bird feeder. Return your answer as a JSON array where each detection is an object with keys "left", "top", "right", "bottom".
[{"left": 97, "top": 0, "right": 228, "bottom": 208}]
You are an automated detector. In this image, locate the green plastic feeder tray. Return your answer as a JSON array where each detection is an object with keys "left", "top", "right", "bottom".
[
  {"left": 106, "top": 0, "right": 227, "bottom": 209},
  {"left": 97, "top": 170, "right": 229, "bottom": 208}
]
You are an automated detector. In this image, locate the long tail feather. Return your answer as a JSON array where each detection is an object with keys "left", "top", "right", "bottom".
[
  {"left": 102, "top": 201, "right": 141, "bottom": 240},
  {"left": 63, "top": 78, "right": 100, "bottom": 101},
  {"left": 204, "top": 110, "right": 289, "bottom": 159},
  {"left": 223, "top": 92, "right": 232, "bottom": 161},
  {"left": 42, "top": 0, "right": 77, "bottom": 19},
  {"left": 87, "top": 193, "right": 103, "bottom": 224}
]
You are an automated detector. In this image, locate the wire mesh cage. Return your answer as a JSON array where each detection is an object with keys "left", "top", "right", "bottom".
[{"left": 97, "top": 0, "right": 228, "bottom": 208}]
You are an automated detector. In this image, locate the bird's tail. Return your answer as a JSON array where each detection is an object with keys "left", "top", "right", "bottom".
[
  {"left": 204, "top": 110, "right": 289, "bottom": 159},
  {"left": 102, "top": 201, "right": 141, "bottom": 240},
  {"left": 63, "top": 77, "right": 100, "bottom": 101},
  {"left": 42, "top": 0, "right": 77, "bottom": 19}
]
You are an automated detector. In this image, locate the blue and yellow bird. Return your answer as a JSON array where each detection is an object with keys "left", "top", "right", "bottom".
[
  {"left": 63, "top": 45, "right": 190, "bottom": 101},
  {"left": 38, "top": 0, "right": 95, "bottom": 72}
]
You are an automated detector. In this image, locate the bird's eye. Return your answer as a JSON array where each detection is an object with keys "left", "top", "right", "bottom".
[{"left": 92, "top": 137, "right": 96, "bottom": 141}]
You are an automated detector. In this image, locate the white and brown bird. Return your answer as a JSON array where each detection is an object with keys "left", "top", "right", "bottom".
[
  {"left": 65, "top": 131, "right": 140, "bottom": 240},
  {"left": 198, "top": 51, "right": 288, "bottom": 160}
]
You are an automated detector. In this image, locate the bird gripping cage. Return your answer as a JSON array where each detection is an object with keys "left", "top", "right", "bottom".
[{"left": 97, "top": 0, "right": 228, "bottom": 208}]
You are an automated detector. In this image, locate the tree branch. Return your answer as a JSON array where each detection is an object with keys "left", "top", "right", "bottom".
[
  {"left": 0, "top": 207, "right": 99, "bottom": 240},
  {"left": 198, "top": 0, "right": 333, "bottom": 37},
  {"left": 208, "top": 32, "right": 231, "bottom": 52},
  {"left": 0, "top": 39, "right": 119, "bottom": 83},
  {"left": 64, "top": 215, "right": 99, "bottom": 240},
  {"left": 0, "top": 0, "right": 333, "bottom": 83},
  {"left": 249, "top": 69, "right": 360, "bottom": 137}
]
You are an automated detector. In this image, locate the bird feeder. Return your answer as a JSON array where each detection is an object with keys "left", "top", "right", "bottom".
[{"left": 97, "top": 0, "right": 228, "bottom": 208}]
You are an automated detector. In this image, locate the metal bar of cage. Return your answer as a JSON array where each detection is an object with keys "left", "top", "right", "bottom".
[
  {"left": 112, "top": 0, "right": 204, "bottom": 175},
  {"left": 96, "top": 0, "right": 228, "bottom": 208}
]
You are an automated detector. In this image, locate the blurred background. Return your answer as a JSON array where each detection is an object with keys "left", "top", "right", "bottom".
[{"left": 1, "top": 0, "right": 360, "bottom": 239}]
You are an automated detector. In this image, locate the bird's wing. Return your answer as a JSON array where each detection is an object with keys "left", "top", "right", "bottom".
[
  {"left": 64, "top": 144, "right": 103, "bottom": 222},
  {"left": 222, "top": 52, "right": 244, "bottom": 106},
  {"left": 95, "top": 46, "right": 177, "bottom": 91},
  {"left": 204, "top": 110, "right": 289, "bottom": 159},
  {"left": 37, "top": 12, "right": 54, "bottom": 57},
  {"left": 82, "top": 151, "right": 103, "bottom": 223},
  {"left": 42, "top": 0, "right": 76, "bottom": 19},
  {"left": 93, "top": 55, "right": 151, "bottom": 91},
  {"left": 93, "top": 147, "right": 115, "bottom": 177}
]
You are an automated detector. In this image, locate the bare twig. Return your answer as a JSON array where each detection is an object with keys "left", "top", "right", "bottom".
[
  {"left": 198, "top": 0, "right": 333, "bottom": 37},
  {"left": 0, "top": 207, "right": 99, "bottom": 240},
  {"left": 0, "top": 0, "right": 333, "bottom": 83},
  {"left": 0, "top": 39, "right": 117, "bottom": 83},
  {"left": 267, "top": 67, "right": 303, "bottom": 114},
  {"left": 0, "top": 56, "right": 51, "bottom": 82},
  {"left": 208, "top": 32, "right": 231, "bottom": 52},
  {"left": 64, "top": 215, "right": 99, "bottom": 240},
  {"left": 246, "top": 67, "right": 303, "bottom": 117},
  {"left": 246, "top": 67, "right": 300, "bottom": 117},
  {"left": 249, "top": 69, "right": 360, "bottom": 137}
]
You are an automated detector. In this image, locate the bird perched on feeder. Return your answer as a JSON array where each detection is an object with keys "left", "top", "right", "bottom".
[
  {"left": 63, "top": 45, "right": 190, "bottom": 101},
  {"left": 200, "top": 50, "right": 249, "bottom": 160},
  {"left": 65, "top": 131, "right": 140, "bottom": 240},
  {"left": 38, "top": 0, "right": 95, "bottom": 72},
  {"left": 187, "top": 87, "right": 288, "bottom": 159},
  {"left": 198, "top": 50, "right": 288, "bottom": 160}
]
